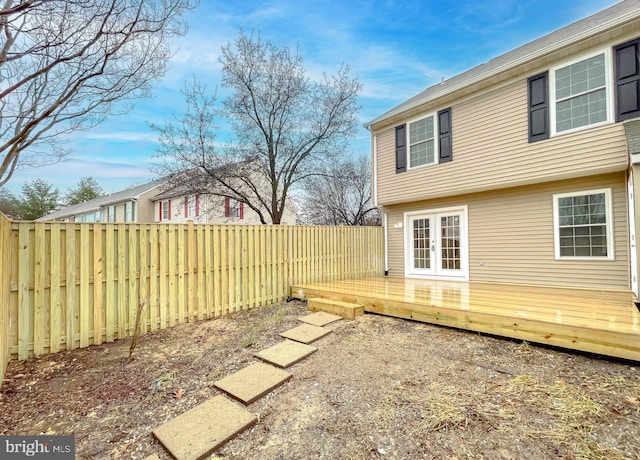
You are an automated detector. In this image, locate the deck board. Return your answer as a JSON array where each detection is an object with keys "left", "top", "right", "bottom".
[{"left": 290, "top": 277, "right": 639, "bottom": 361}]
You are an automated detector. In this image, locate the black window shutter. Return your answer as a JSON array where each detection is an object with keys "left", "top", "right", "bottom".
[
  {"left": 395, "top": 124, "right": 407, "bottom": 173},
  {"left": 438, "top": 108, "right": 452, "bottom": 163},
  {"left": 528, "top": 72, "right": 549, "bottom": 142},
  {"left": 614, "top": 38, "right": 640, "bottom": 122}
]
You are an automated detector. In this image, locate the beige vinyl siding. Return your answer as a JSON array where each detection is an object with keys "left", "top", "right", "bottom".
[
  {"left": 384, "top": 172, "right": 629, "bottom": 290},
  {"left": 137, "top": 190, "right": 158, "bottom": 222},
  {"left": 375, "top": 78, "right": 628, "bottom": 206}
]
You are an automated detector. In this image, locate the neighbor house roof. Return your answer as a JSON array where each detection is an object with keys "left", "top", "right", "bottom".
[
  {"left": 37, "top": 178, "right": 165, "bottom": 221},
  {"left": 365, "top": 0, "right": 640, "bottom": 129}
]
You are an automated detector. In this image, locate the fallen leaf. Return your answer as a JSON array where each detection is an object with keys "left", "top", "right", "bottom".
[
  {"left": 172, "top": 388, "right": 185, "bottom": 399},
  {"left": 626, "top": 396, "right": 640, "bottom": 405}
]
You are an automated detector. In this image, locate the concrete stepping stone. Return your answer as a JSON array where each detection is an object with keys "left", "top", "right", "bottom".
[
  {"left": 152, "top": 395, "right": 257, "bottom": 460},
  {"left": 214, "top": 362, "right": 292, "bottom": 405},
  {"left": 255, "top": 340, "right": 317, "bottom": 368},
  {"left": 280, "top": 323, "right": 332, "bottom": 344},
  {"left": 299, "top": 311, "right": 342, "bottom": 327}
]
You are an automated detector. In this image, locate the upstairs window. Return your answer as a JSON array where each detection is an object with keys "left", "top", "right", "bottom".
[
  {"left": 551, "top": 52, "right": 610, "bottom": 134},
  {"left": 225, "top": 197, "right": 244, "bottom": 219},
  {"left": 395, "top": 108, "right": 452, "bottom": 172},
  {"left": 409, "top": 116, "right": 435, "bottom": 168}
]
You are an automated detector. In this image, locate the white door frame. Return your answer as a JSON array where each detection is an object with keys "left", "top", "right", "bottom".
[{"left": 403, "top": 205, "right": 469, "bottom": 281}]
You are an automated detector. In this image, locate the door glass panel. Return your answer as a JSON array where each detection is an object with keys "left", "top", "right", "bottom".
[
  {"left": 440, "top": 215, "right": 461, "bottom": 270},
  {"left": 413, "top": 218, "right": 431, "bottom": 269}
]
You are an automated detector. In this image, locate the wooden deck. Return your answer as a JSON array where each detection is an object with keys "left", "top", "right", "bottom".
[{"left": 290, "top": 277, "right": 640, "bottom": 361}]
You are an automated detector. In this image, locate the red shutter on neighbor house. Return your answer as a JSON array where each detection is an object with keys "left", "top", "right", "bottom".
[
  {"left": 224, "top": 197, "right": 230, "bottom": 217},
  {"left": 184, "top": 197, "right": 188, "bottom": 217},
  {"left": 168, "top": 199, "right": 172, "bottom": 220},
  {"left": 240, "top": 202, "right": 244, "bottom": 219},
  {"left": 195, "top": 195, "right": 200, "bottom": 216},
  {"left": 158, "top": 202, "right": 162, "bottom": 221}
]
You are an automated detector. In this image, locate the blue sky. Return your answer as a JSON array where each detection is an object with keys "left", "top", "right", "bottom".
[{"left": 5, "top": 0, "right": 619, "bottom": 196}]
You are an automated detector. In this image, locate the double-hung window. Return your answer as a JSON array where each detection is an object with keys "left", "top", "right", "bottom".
[
  {"left": 107, "top": 205, "right": 116, "bottom": 222},
  {"left": 185, "top": 195, "right": 199, "bottom": 218},
  {"left": 553, "top": 189, "right": 613, "bottom": 259},
  {"left": 409, "top": 115, "right": 435, "bottom": 168},
  {"left": 552, "top": 51, "right": 610, "bottom": 134},
  {"left": 160, "top": 200, "right": 171, "bottom": 221},
  {"left": 124, "top": 201, "right": 135, "bottom": 222},
  {"left": 395, "top": 108, "right": 452, "bottom": 172}
]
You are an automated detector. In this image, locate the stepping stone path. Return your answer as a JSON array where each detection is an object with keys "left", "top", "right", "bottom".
[{"left": 151, "top": 309, "right": 346, "bottom": 459}]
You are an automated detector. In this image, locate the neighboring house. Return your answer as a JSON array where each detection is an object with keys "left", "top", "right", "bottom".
[
  {"left": 365, "top": 1, "right": 640, "bottom": 295},
  {"left": 151, "top": 186, "right": 298, "bottom": 225},
  {"left": 37, "top": 179, "right": 164, "bottom": 223}
]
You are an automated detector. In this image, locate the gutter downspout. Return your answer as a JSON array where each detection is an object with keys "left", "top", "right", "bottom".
[{"left": 367, "top": 124, "right": 388, "bottom": 276}]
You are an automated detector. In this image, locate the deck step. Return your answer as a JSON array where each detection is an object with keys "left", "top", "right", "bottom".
[{"left": 307, "top": 297, "right": 363, "bottom": 320}]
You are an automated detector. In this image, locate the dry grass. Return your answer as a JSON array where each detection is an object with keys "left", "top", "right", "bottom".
[
  {"left": 240, "top": 302, "right": 295, "bottom": 347},
  {"left": 377, "top": 371, "right": 637, "bottom": 459},
  {"left": 2, "top": 303, "right": 639, "bottom": 459}
]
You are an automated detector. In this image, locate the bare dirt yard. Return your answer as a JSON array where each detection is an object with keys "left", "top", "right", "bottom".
[{"left": 1, "top": 300, "right": 639, "bottom": 459}]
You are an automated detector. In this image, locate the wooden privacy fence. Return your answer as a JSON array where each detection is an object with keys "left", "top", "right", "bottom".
[{"left": 0, "top": 214, "right": 384, "bottom": 384}]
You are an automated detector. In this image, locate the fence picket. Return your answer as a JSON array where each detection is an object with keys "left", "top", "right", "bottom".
[
  {"left": 65, "top": 224, "right": 77, "bottom": 350},
  {"left": 117, "top": 225, "right": 127, "bottom": 338},
  {"left": 33, "top": 225, "right": 46, "bottom": 355},
  {"left": 93, "top": 224, "right": 103, "bottom": 344},
  {"left": 49, "top": 224, "right": 62, "bottom": 353},
  {"left": 79, "top": 225, "right": 90, "bottom": 348},
  {"left": 105, "top": 225, "right": 115, "bottom": 342},
  {"left": 149, "top": 225, "right": 159, "bottom": 331}
]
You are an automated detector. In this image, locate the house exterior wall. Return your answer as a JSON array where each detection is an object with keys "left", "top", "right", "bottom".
[
  {"left": 372, "top": 31, "right": 639, "bottom": 207},
  {"left": 370, "top": 16, "right": 640, "bottom": 291},
  {"left": 154, "top": 194, "right": 297, "bottom": 225},
  {"left": 384, "top": 172, "right": 629, "bottom": 290},
  {"left": 374, "top": 78, "right": 629, "bottom": 207},
  {"left": 136, "top": 189, "right": 159, "bottom": 222}
]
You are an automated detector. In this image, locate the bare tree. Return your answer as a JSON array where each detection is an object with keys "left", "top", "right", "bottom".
[
  {"left": 301, "top": 154, "right": 380, "bottom": 226},
  {"left": 153, "top": 31, "right": 362, "bottom": 224},
  {"left": 0, "top": 0, "right": 196, "bottom": 187}
]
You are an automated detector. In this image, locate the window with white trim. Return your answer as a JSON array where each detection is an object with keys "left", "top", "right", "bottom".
[
  {"left": 124, "top": 201, "right": 135, "bottom": 222},
  {"left": 186, "top": 195, "right": 198, "bottom": 218},
  {"left": 553, "top": 189, "right": 613, "bottom": 259},
  {"left": 160, "top": 200, "right": 170, "bottom": 221},
  {"left": 551, "top": 51, "right": 611, "bottom": 134},
  {"left": 107, "top": 205, "right": 116, "bottom": 222},
  {"left": 409, "top": 115, "right": 435, "bottom": 168}
]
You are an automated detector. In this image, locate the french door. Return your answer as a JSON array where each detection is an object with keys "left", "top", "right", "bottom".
[{"left": 405, "top": 207, "right": 468, "bottom": 279}]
